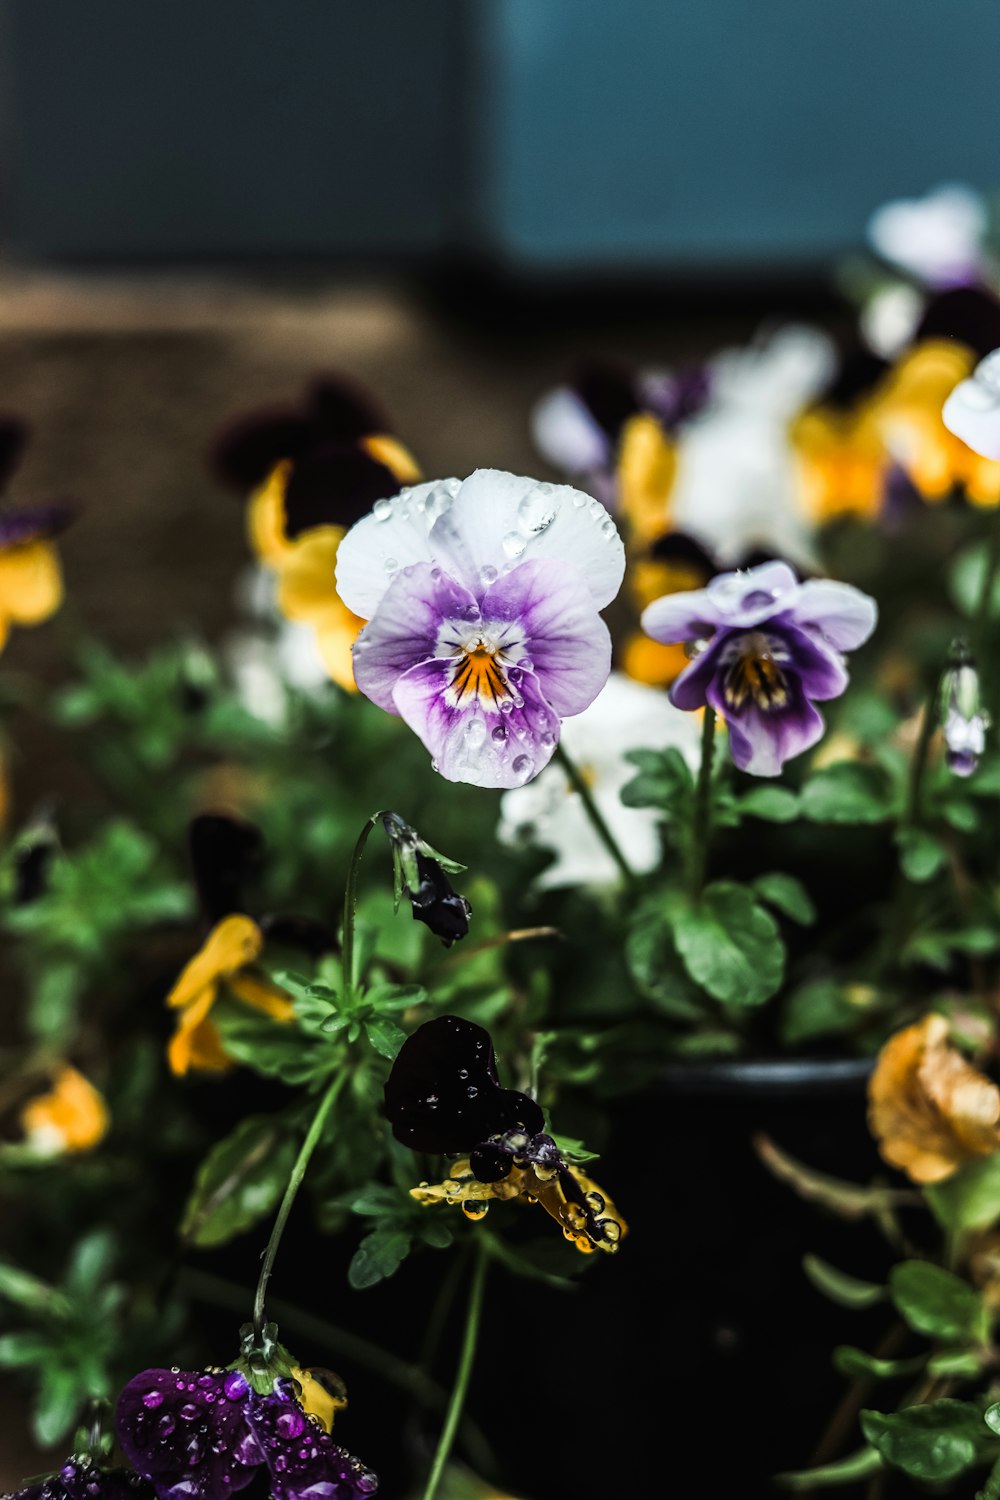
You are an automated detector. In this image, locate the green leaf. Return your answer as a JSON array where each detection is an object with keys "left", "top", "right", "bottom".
[
  {"left": 737, "top": 785, "right": 799, "bottom": 823},
  {"left": 780, "top": 979, "right": 871, "bottom": 1047},
  {"left": 0, "top": 1261, "right": 64, "bottom": 1315},
  {"left": 363, "top": 1017, "right": 407, "bottom": 1061},
  {"left": 34, "top": 1364, "right": 87, "bottom": 1447},
  {"left": 214, "top": 1004, "right": 329, "bottom": 1086},
  {"left": 799, "top": 762, "right": 894, "bottom": 824},
  {"left": 0, "top": 1332, "right": 54, "bottom": 1369},
  {"left": 896, "top": 828, "right": 948, "bottom": 883},
  {"left": 950, "top": 539, "right": 1000, "bottom": 619},
  {"left": 860, "top": 1400, "right": 994, "bottom": 1481},
  {"left": 752, "top": 873, "right": 816, "bottom": 925},
  {"left": 619, "top": 747, "right": 694, "bottom": 814},
  {"left": 348, "top": 1229, "right": 412, "bottom": 1289},
  {"left": 64, "top": 1231, "right": 116, "bottom": 1298},
  {"left": 181, "top": 1115, "right": 298, "bottom": 1249},
  {"left": 928, "top": 1349, "right": 985, "bottom": 1378},
  {"left": 803, "top": 1255, "right": 887, "bottom": 1309},
  {"left": 625, "top": 896, "right": 706, "bottom": 1020},
  {"left": 834, "top": 1345, "right": 925, "bottom": 1381},
  {"left": 671, "top": 883, "right": 785, "bottom": 1008},
  {"left": 926, "top": 1154, "right": 1000, "bottom": 1236},
  {"left": 776, "top": 1446, "right": 883, "bottom": 1489},
  {"left": 889, "top": 1261, "right": 989, "bottom": 1344}
]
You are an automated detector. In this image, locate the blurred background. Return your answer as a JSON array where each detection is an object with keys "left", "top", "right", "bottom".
[{"left": 2, "top": 0, "right": 999, "bottom": 1488}]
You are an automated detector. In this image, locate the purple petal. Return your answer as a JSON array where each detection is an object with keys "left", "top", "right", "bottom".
[
  {"left": 116, "top": 1369, "right": 263, "bottom": 1500},
  {"left": 480, "top": 558, "right": 612, "bottom": 716},
  {"left": 429, "top": 468, "right": 625, "bottom": 610},
  {"left": 7, "top": 1460, "right": 155, "bottom": 1500},
  {"left": 706, "top": 677, "right": 825, "bottom": 777},
  {"left": 282, "top": 444, "right": 401, "bottom": 538},
  {"left": 779, "top": 623, "right": 849, "bottom": 702},
  {"left": 392, "top": 657, "right": 560, "bottom": 788},
  {"left": 530, "top": 387, "right": 611, "bottom": 475},
  {"left": 703, "top": 561, "right": 801, "bottom": 625},
  {"left": 667, "top": 634, "right": 729, "bottom": 711},
  {"left": 209, "top": 410, "right": 314, "bottom": 493},
  {"left": 789, "top": 579, "right": 878, "bottom": 653},
  {"left": 0, "top": 502, "right": 76, "bottom": 549},
  {"left": 641, "top": 588, "right": 724, "bottom": 645},
  {"left": 247, "top": 1382, "right": 377, "bottom": 1499},
  {"left": 352, "top": 564, "right": 478, "bottom": 712}
]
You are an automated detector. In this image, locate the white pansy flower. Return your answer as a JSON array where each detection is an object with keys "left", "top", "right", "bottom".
[
  {"left": 497, "top": 673, "right": 700, "bottom": 888},
  {"left": 942, "top": 347, "right": 1000, "bottom": 459},
  {"left": 868, "top": 183, "right": 987, "bottom": 289}
]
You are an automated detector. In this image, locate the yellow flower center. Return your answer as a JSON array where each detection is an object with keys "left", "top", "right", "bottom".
[
  {"left": 723, "top": 633, "right": 790, "bottom": 712},
  {"left": 449, "top": 642, "right": 511, "bottom": 709}
]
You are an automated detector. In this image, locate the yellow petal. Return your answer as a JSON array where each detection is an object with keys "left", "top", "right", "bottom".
[
  {"left": 248, "top": 464, "right": 294, "bottom": 566},
  {"left": 275, "top": 530, "right": 344, "bottom": 623},
  {"left": 289, "top": 1365, "right": 347, "bottom": 1433},
  {"left": 0, "top": 541, "right": 63, "bottom": 628},
  {"left": 21, "top": 1066, "right": 109, "bottom": 1154},
  {"left": 169, "top": 1006, "right": 234, "bottom": 1077},
  {"left": 617, "top": 414, "right": 676, "bottom": 544},
  {"left": 361, "top": 433, "right": 422, "bottom": 485},
  {"left": 621, "top": 632, "right": 689, "bottom": 688},
  {"left": 313, "top": 613, "right": 363, "bottom": 692},
  {"left": 166, "top": 915, "right": 263, "bottom": 1011},
  {"left": 228, "top": 969, "right": 295, "bottom": 1022}
]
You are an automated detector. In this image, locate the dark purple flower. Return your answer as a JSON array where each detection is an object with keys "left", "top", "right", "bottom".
[
  {"left": 116, "top": 1368, "right": 263, "bottom": 1500},
  {"left": 3, "top": 1456, "right": 154, "bottom": 1500},
  {"left": 247, "top": 1380, "right": 377, "bottom": 1499},
  {"left": 0, "top": 502, "right": 76, "bottom": 550},
  {"left": 641, "top": 560, "right": 877, "bottom": 776},
  {"left": 381, "top": 813, "right": 471, "bottom": 947}
]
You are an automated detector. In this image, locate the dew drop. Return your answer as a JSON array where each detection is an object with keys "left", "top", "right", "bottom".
[
  {"left": 179, "top": 1403, "right": 200, "bottom": 1422},
  {"left": 143, "top": 1391, "right": 164, "bottom": 1410},
  {"left": 502, "top": 530, "right": 527, "bottom": 559},
  {"left": 384, "top": 556, "right": 398, "bottom": 573},
  {"left": 158, "top": 1415, "right": 177, "bottom": 1438},
  {"left": 511, "top": 754, "right": 533, "bottom": 782},
  {"left": 223, "top": 1372, "right": 249, "bottom": 1401},
  {"left": 480, "top": 563, "right": 498, "bottom": 585},
  {"left": 601, "top": 517, "right": 617, "bottom": 540},
  {"left": 499, "top": 699, "right": 514, "bottom": 715},
  {"left": 462, "top": 1201, "right": 490, "bottom": 1221},
  {"left": 466, "top": 1085, "right": 478, "bottom": 1098},
  {"left": 464, "top": 718, "right": 487, "bottom": 748},
  {"left": 517, "top": 486, "right": 557, "bottom": 536},
  {"left": 492, "top": 724, "right": 507, "bottom": 741},
  {"left": 276, "top": 1410, "right": 305, "bottom": 1440},
  {"left": 373, "top": 497, "right": 392, "bottom": 521},
  {"left": 588, "top": 498, "right": 605, "bottom": 520},
  {"left": 571, "top": 490, "right": 587, "bottom": 507},
  {"left": 430, "top": 566, "right": 442, "bottom": 581}
]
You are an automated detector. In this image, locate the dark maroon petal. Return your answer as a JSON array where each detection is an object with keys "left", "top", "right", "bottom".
[
  {"left": 209, "top": 411, "right": 315, "bottom": 493},
  {"left": 115, "top": 1369, "right": 263, "bottom": 1500},
  {"left": 247, "top": 1381, "right": 377, "bottom": 1499},
  {"left": 0, "top": 415, "right": 29, "bottom": 491},
  {"left": 305, "top": 376, "right": 385, "bottom": 442},
  {"left": 384, "top": 1015, "right": 544, "bottom": 1156},
  {"left": 914, "top": 287, "right": 1000, "bottom": 358},
  {"left": 639, "top": 365, "right": 711, "bottom": 431},
  {"left": 815, "top": 345, "right": 889, "bottom": 410},
  {"left": 0, "top": 501, "right": 76, "bottom": 549},
  {"left": 281, "top": 444, "right": 401, "bottom": 538},
  {"left": 188, "top": 813, "right": 265, "bottom": 925},
  {"left": 260, "top": 914, "right": 338, "bottom": 956},
  {"left": 3, "top": 1458, "right": 156, "bottom": 1500},
  {"left": 572, "top": 362, "right": 641, "bottom": 442},
  {"left": 647, "top": 529, "right": 716, "bottom": 578}
]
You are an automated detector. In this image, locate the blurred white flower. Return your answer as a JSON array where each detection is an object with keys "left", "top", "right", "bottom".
[
  {"left": 868, "top": 183, "right": 987, "bottom": 289},
  {"left": 942, "top": 347, "right": 1000, "bottom": 459},
  {"left": 668, "top": 325, "right": 834, "bottom": 565},
  {"left": 226, "top": 565, "right": 330, "bottom": 726},
  {"left": 497, "top": 672, "right": 700, "bottom": 888},
  {"left": 860, "top": 283, "right": 925, "bottom": 359}
]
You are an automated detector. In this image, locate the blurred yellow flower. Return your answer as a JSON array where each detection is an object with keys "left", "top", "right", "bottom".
[
  {"left": 412, "top": 1159, "right": 626, "bottom": 1254},
  {"left": 868, "top": 1013, "right": 1000, "bottom": 1184},
  {"left": 791, "top": 402, "right": 888, "bottom": 523},
  {"left": 877, "top": 342, "right": 1000, "bottom": 505},
  {"left": 166, "top": 914, "right": 294, "bottom": 1076},
  {"left": 616, "top": 413, "right": 677, "bottom": 545},
  {"left": 0, "top": 535, "right": 64, "bottom": 655},
  {"left": 20, "top": 1065, "right": 108, "bottom": 1155}
]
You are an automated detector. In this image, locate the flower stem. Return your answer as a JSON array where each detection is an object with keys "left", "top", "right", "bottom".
[
  {"left": 252, "top": 1070, "right": 347, "bottom": 1343},
  {"left": 688, "top": 706, "right": 717, "bottom": 896},
  {"left": 341, "top": 811, "right": 388, "bottom": 994},
  {"left": 905, "top": 671, "right": 944, "bottom": 828},
  {"left": 421, "top": 1242, "right": 489, "bottom": 1500},
  {"left": 553, "top": 742, "right": 637, "bottom": 888}
]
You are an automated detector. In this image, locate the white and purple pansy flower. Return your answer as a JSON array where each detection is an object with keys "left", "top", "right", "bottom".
[
  {"left": 641, "top": 560, "right": 877, "bottom": 777},
  {"left": 335, "top": 469, "right": 625, "bottom": 788}
]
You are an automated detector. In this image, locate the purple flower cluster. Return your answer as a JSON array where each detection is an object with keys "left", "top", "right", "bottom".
[
  {"left": 6, "top": 1457, "right": 153, "bottom": 1500},
  {"left": 115, "top": 1368, "right": 377, "bottom": 1500}
]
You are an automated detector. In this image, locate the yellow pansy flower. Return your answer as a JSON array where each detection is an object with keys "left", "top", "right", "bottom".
[{"left": 20, "top": 1065, "right": 109, "bottom": 1155}]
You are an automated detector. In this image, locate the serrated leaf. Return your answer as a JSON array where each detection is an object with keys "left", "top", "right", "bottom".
[
  {"left": 671, "top": 883, "right": 784, "bottom": 1008},
  {"left": 348, "top": 1229, "right": 412, "bottom": 1289},
  {"left": 752, "top": 872, "right": 816, "bottom": 925},
  {"left": 889, "top": 1261, "right": 989, "bottom": 1344},
  {"left": 181, "top": 1115, "right": 298, "bottom": 1248},
  {"left": 214, "top": 1005, "right": 328, "bottom": 1086}
]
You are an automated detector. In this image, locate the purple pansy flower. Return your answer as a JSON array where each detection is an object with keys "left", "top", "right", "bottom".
[
  {"left": 335, "top": 469, "right": 625, "bottom": 788},
  {"left": 116, "top": 1369, "right": 376, "bottom": 1500},
  {"left": 641, "top": 560, "right": 877, "bottom": 776},
  {"left": 3, "top": 1456, "right": 154, "bottom": 1500}
]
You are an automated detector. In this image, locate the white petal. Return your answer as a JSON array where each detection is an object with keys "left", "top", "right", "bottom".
[
  {"left": 430, "top": 468, "right": 625, "bottom": 610},
  {"left": 530, "top": 387, "right": 611, "bottom": 475},
  {"left": 792, "top": 579, "right": 878, "bottom": 651},
  {"left": 868, "top": 183, "right": 986, "bottom": 287},
  {"left": 942, "top": 348, "right": 1000, "bottom": 459},
  {"left": 334, "top": 479, "right": 461, "bottom": 619}
]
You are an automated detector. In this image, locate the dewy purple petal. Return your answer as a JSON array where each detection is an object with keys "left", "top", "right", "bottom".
[
  {"left": 4, "top": 1459, "right": 156, "bottom": 1500},
  {"left": 247, "top": 1382, "right": 378, "bottom": 1499},
  {"left": 0, "top": 502, "right": 75, "bottom": 549},
  {"left": 116, "top": 1369, "right": 263, "bottom": 1500}
]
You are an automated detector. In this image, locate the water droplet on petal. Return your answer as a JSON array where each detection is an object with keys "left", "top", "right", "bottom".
[
  {"left": 158, "top": 1414, "right": 177, "bottom": 1438},
  {"left": 571, "top": 490, "right": 587, "bottom": 508},
  {"left": 492, "top": 724, "right": 507, "bottom": 741},
  {"left": 588, "top": 499, "right": 605, "bottom": 520},
  {"left": 373, "top": 497, "right": 392, "bottom": 521},
  {"left": 464, "top": 717, "right": 487, "bottom": 748},
  {"left": 517, "top": 486, "right": 558, "bottom": 536},
  {"left": 480, "top": 563, "right": 498, "bottom": 585},
  {"left": 143, "top": 1391, "right": 164, "bottom": 1410},
  {"left": 384, "top": 556, "right": 398, "bottom": 573},
  {"left": 511, "top": 754, "right": 533, "bottom": 782},
  {"left": 502, "top": 530, "right": 527, "bottom": 559},
  {"left": 601, "top": 518, "right": 617, "bottom": 540},
  {"left": 179, "top": 1403, "right": 199, "bottom": 1422},
  {"left": 499, "top": 699, "right": 514, "bottom": 715}
]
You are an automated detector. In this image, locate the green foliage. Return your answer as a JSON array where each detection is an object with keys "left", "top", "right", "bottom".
[
  {"left": 181, "top": 1114, "right": 299, "bottom": 1248},
  {"left": 669, "top": 882, "right": 785, "bottom": 1008},
  {"left": 888, "top": 1261, "right": 989, "bottom": 1345},
  {"left": 345, "top": 1185, "right": 454, "bottom": 1289},
  {"left": 799, "top": 762, "right": 896, "bottom": 824},
  {"left": 926, "top": 1155, "right": 1000, "bottom": 1236},
  {"left": 860, "top": 1401, "right": 996, "bottom": 1482},
  {"left": 802, "top": 1256, "right": 886, "bottom": 1310}
]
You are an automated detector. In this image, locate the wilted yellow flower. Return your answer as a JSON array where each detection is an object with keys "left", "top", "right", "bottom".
[
  {"left": 20, "top": 1065, "right": 108, "bottom": 1155},
  {"left": 412, "top": 1159, "right": 626, "bottom": 1254},
  {"left": 166, "top": 914, "right": 294, "bottom": 1076},
  {"left": 868, "top": 1014, "right": 1000, "bottom": 1184}
]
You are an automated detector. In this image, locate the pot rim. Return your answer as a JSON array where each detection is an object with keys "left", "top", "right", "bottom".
[{"left": 658, "top": 1055, "right": 874, "bottom": 1097}]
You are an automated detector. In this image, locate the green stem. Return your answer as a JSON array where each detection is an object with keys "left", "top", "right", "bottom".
[
  {"left": 341, "top": 812, "right": 388, "bottom": 994},
  {"left": 905, "top": 673, "right": 943, "bottom": 829},
  {"left": 553, "top": 742, "right": 637, "bottom": 888},
  {"left": 688, "top": 706, "right": 717, "bottom": 896},
  {"left": 252, "top": 1071, "right": 347, "bottom": 1342},
  {"left": 421, "top": 1244, "right": 489, "bottom": 1500}
]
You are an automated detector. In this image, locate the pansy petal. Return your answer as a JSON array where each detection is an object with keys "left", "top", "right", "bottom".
[
  {"left": 790, "top": 579, "right": 878, "bottom": 652},
  {"left": 667, "top": 634, "right": 728, "bottom": 711},
  {"left": 480, "top": 558, "right": 611, "bottom": 717},
  {"left": 641, "top": 587, "right": 724, "bottom": 644},
  {"left": 704, "top": 560, "right": 800, "bottom": 622},
  {"left": 430, "top": 468, "right": 625, "bottom": 609},
  {"left": 392, "top": 657, "right": 560, "bottom": 788},
  {"left": 246, "top": 1382, "right": 377, "bottom": 1499},
  {"left": 282, "top": 443, "right": 402, "bottom": 537},
  {"left": 707, "top": 677, "right": 825, "bottom": 777},
  {"left": 352, "top": 563, "right": 477, "bottom": 712},
  {"left": 116, "top": 1369, "right": 263, "bottom": 1500},
  {"left": 530, "top": 386, "right": 611, "bottom": 476},
  {"left": 333, "top": 480, "right": 461, "bottom": 618},
  {"left": 0, "top": 541, "right": 63, "bottom": 626},
  {"left": 166, "top": 916, "right": 263, "bottom": 1010},
  {"left": 780, "top": 622, "right": 849, "bottom": 701}
]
